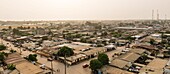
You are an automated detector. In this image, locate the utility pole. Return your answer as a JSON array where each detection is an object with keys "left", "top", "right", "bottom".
[
  {"left": 157, "top": 9, "right": 159, "bottom": 21},
  {"left": 51, "top": 60, "right": 54, "bottom": 74},
  {"left": 0, "top": 38, "right": 2, "bottom": 44},
  {"left": 19, "top": 47, "right": 22, "bottom": 55},
  {"left": 64, "top": 54, "right": 67, "bottom": 74},
  {"left": 163, "top": 14, "right": 167, "bottom": 28},
  {"left": 161, "top": 32, "right": 164, "bottom": 43}
]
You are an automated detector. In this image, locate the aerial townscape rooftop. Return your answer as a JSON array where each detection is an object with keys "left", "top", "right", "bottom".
[{"left": 0, "top": 0, "right": 170, "bottom": 74}]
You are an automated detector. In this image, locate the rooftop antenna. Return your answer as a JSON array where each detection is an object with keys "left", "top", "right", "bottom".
[
  {"left": 157, "top": 9, "right": 159, "bottom": 20},
  {"left": 165, "top": 14, "right": 167, "bottom": 20},
  {"left": 152, "top": 10, "right": 154, "bottom": 20}
]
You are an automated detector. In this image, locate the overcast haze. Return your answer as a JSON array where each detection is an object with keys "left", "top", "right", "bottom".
[{"left": 0, "top": 0, "right": 170, "bottom": 21}]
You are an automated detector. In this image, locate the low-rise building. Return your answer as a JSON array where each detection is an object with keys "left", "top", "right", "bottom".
[
  {"left": 130, "top": 48, "right": 146, "bottom": 55},
  {"left": 59, "top": 54, "right": 87, "bottom": 65},
  {"left": 82, "top": 47, "right": 107, "bottom": 59},
  {"left": 4, "top": 53, "right": 43, "bottom": 74},
  {"left": 120, "top": 52, "right": 141, "bottom": 63},
  {"left": 58, "top": 47, "right": 107, "bottom": 65},
  {"left": 139, "top": 58, "right": 168, "bottom": 74},
  {"left": 102, "top": 66, "right": 134, "bottom": 74},
  {"left": 110, "top": 59, "right": 132, "bottom": 70}
]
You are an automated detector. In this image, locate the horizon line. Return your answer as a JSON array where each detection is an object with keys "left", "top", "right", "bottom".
[{"left": 0, "top": 18, "right": 169, "bottom": 22}]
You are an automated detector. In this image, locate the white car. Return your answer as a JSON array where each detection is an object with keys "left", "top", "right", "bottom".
[{"left": 40, "top": 64, "right": 45, "bottom": 69}]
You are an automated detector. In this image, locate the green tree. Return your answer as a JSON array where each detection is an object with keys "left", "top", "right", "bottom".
[
  {"left": 150, "top": 39, "right": 155, "bottom": 45},
  {"left": 125, "top": 36, "right": 135, "bottom": 42},
  {"left": 7, "top": 64, "right": 16, "bottom": 70},
  {"left": 112, "top": 32, "right": 122, "bottom": 38},
  {"left": 93, "top": 32, "right": 97, "bottom": 35},
  {"left": 102, "top": 31, "right": 108, "bottom": 36},
  {"left": 0, "top": 53, "right": 5, "bottom": 61},
  {"left": 57, "top": 46, "right": 74, "bottom": 57},
  {"left": 85, "top": 21, "right": 92, "bottom": 25},
  {"left": 90, "top": 59, "right": 103, "bottom": 70},
  {"left": 8, "top": 26, "right": 12, "bottom": 30},
  {"left": 0, "top": 44, "right": 6, "bottom": 50},
  {"left": 98, "top": 53, "right": 109, "bottom": 65},
  {"left": 0, "top": 52, "right": 7, "bottom": 62},
  {"left": 47, "top": 29, "right": 53, "bottom": 36},
  {"left": 12, "top": 28, "right": 20, "bottom": 35},
  {"left": 137, "top": 54, "right": 148, "bottom": 64},
  {"left": 27, "top": 54, "right": 37, "bottom": 61},
  {"left": 80, "top": 38, "right": 87, "bottom": 43},
  {"left": 10, "top": 50, "right": 16, "bottom": 53},
  {"left": 167, "top": 37, "right": 170, "bottom": 45}
]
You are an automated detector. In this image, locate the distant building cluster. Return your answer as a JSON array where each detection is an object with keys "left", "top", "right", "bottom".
[{"left": 0, "top": 20, "right": 170, "bottom": 74}]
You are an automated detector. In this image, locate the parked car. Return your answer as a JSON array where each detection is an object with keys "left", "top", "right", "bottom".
[
  {"left": 82, "top": 63, "right": 89, "bottom": 68},
  {"left": 23, "top": 49, "right": 26, "bottom": 51},
  {"left": 47, "top": 58, "right": 53, "bottom": 61},
  {"left": 40, "top": 64, "right": 45, "bottom": 69}
]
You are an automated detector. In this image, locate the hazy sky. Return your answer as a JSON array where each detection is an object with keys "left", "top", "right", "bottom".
[{"left": 0, "top": 0, "right": 169, "bottom": 21}]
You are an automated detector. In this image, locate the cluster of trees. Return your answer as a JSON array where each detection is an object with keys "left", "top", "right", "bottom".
[
  {"left": 90, "top": 53, "right": 109, "bottom": 72},
  {"left": 16, "top": 26, "right": 31, "bottom": 29},
  {"left": 56, "top": 46, "right": 74, "bottom": 57},
  {"left": 149, "top": 36, "right": 170, "bottom": 49},
  {"left": 118, "top": 23, "right": 135, "bottom": 27},
  {"left": 64, "top": 31, "right": 111, "bottom": 44},
  {"left": 0, "top": 44, "right": 6, "bottom": 50},
  {"left": 85, "top": 21, "right": 102, "bottom": 29},
  {"left": 65, "top": 33, "right": 86, "bottom": 40},
  {"left": 80, "top": 38, "right": 87, "bottom": 43},
  {"left": 124, "top": 36, "right": 135, "bottom": 42},
  {"left": 112, "top": 32, "right": 122, "bottom": 38},
  {"left": 12, "top": 28, "right": 30, "bottom": 36}
]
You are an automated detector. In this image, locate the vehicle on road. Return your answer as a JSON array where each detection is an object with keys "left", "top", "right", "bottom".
[
  {"left": 47, "top": 58, "right": 53, "bottom": 61},
  {"left": 82, "top": 63, "right": 89, "bottom": 68},
  {"left": 40, "top": 64, "right": 46, "bottom": 69}
]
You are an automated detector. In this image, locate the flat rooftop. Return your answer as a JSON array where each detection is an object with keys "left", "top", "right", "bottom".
[{"left": 139, "top": 58, "right": 168, "bottom": 74}]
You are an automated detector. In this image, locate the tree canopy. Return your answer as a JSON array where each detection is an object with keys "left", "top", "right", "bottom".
[
  {"left": 27, "top": 54, "right": 37, "bottom": 62},
  {"left": 12, "top": 28, "right": 30, "bottom": 36},
  {"left": 10, "top": 50, "right": 16, "bottom": 53},
  {"left": 0, "top": 44, "right": 6, "bottom": 50},
  {"left": 0, "top": 53, "right": 5, "bottom": 61},
  {"left": 124, "top": 36, "right": 135, "bottom": 42},
  {"left": 90, "top": 59, "right": 103, "bottom": 70},
  {"left": 7, "top": 64, "right": 16, "bottom": 70},
  {"left": 98, "top": 53, "right": 109, "bottom": 65},
  {"left": 149, "top": 39, "right": 155, "bottom": 45},
  {"left": 0, "top": 52, "right": 7, "bottom": 61},
  {"left": 112, "top": 32, "right": 122, "bottom": 38},
  {"left": 57, "top": 46, "right": 74, "bottom": 57}
]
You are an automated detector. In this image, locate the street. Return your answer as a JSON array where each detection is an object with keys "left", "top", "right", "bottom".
[{"left": 0, "top": 38, "right": 127, "bottom": 74}]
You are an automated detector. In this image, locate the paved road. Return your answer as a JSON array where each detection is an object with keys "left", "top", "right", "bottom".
[{"left": 0, "top": 38, "right": 91, "bottom": 74}]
